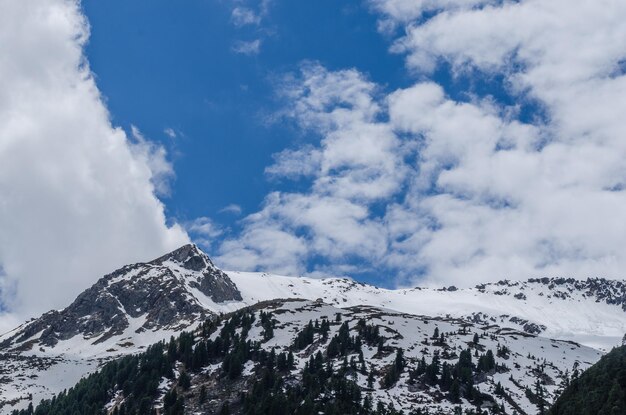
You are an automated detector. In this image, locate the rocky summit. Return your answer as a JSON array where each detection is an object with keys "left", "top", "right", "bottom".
[{"left": 0, "top": 244, "right": 242, "bottom": 351}]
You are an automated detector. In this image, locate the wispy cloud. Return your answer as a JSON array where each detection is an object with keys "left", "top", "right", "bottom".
[
  {"left": 163, "top": 127, "right": 177, "bottom": 139},
  {"left": 186, "top": 217, "right": 223, "bottom": 249},
  {"left": 231, "top": 7, "right": 262, "bottom": 27},
  {"left": 220, "top": 204, "right": 243, "bottom": 215},
  {"left": 232, "top": 39, "right": 261, "bottom": 56}
]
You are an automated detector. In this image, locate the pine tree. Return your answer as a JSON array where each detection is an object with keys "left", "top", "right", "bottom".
[
  {"left": 178, "top": 370, "right": 191, "bottom": 390},
  {"left": 219, "top": 401, "right": 230, "bottom": 415},
  {"left": 534, "top": 378, "right": 545, "bottom": 415}
]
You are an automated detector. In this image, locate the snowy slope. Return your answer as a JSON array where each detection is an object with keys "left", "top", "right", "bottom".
[
  {"left": 157, "top": 300, "right": 603, "bottom": 415},
  {"left": 227, "top": 272, "right": 626, "bottom": 351}
]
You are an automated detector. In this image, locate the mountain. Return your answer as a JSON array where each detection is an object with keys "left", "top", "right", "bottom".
[
  {"left": 226, "top": 272, "right": 626, "bottom": 351},
  {"left": 1, "top": 244, "right": 625, "bottom": 413},
  {"left": 1, "top": 244, "right": 242, "bottom": 353}
]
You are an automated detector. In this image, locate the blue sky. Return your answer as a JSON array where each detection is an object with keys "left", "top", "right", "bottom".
[
  {"left": 3, "top": 0, "right": 626, "bottom": 318},
  {"left": 82, "top": 0, "right": 405, "bottom": 225}
]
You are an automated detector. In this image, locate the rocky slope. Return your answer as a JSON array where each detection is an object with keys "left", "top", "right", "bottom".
[
  {"left": 1, "top": 244, "right": 241, "bottom": 353},
  {"left": 0, "top": 244, "right": 244, "bottom": 413}
]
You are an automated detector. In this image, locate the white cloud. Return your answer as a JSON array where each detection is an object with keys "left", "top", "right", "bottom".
[
  {"left": 219, "top": 204, "right": 243, "bottom": 215},
  {"left": 232, "top": 39, "right": 261, "bottom": 56},
  {"left": 231, "top": 7, "right": 262, "bottom": 27},
  {"left": 163, "top": 127, "right": 177, "bottom": 139},
  {"left": 130, "top": 125, "right": 175, "bottom": 196},
  {"left": 0, "top": 0, "right": 189, "bottom": 320},
  {"left": 186, "top": 217, "right": 223, "bottom": 249},
  {"left": 369, "top": 0, "right": 495, "bottom": 32},
  {"left": 218, "top": 195, "right": 309, "bottom": 275},
  {"left": 218, "top": 0, "right": 626, "bottom": 287},
  {"left": 265, "top": 145, "right": 322, "bottom": 179}
]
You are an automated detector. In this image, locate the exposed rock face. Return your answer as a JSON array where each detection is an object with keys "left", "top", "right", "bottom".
[
  {"left": 0, "top": 244, "right": 242, "bottom": 350},
  {"left": 152, "top": 244, "right": 242, "bottom": 303}
]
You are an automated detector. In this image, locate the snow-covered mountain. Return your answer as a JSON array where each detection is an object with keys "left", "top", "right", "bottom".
[
  {"left": 227, "top": 272, "right": 626, "bottom": 352},
  {"left": 0, "top": 244, "right": 624, "bottom": 413}
]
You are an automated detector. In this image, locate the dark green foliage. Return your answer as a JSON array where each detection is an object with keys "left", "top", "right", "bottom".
[
  {"left": 178, "top": 370, "right": 191, "bottom": 390},
  {"left": 163, "top": 389, "right": 184, "bottom": 415},
  {"left": 382, "top": 348, "right": 405, "bottom": 388},
  {"left": 327, "top": 321, "right": 361, "bottom": 359},
  {"left": 240, "top": 349, "right": 367, "bottom": 415},
  {"left": 219, "top": 401, "right": 231, "bottom": 415},
  {"left": 11, "top": 309, "right": 258, "bottom": 415},
  {"left": 496, "top": 344, "right": 510, "bottom": 358},
  {"left": 405, "top": 346, "right": 503, "bottom": 411},
  {"left": 477, "top": 350, "right": 496, "bottom": 373},
  {"left": 293, "top": 320, "right": 315, "bottom": 350},
  {"left": 356, "top": 319, "right": 382, "bottom": 346},
  {"left": 259, "top": 311, "right": 275, "bottom": 341},
  {"left": 550, "top": 346, "right": 626, "bottom": 415},
  {"left": 424, "top": 352, "right": 440, "bottom": 385}
]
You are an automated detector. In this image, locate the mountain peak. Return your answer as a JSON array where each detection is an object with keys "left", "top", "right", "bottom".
[{"left": 151, "top": 243, "right": 213, "bottom": 271}]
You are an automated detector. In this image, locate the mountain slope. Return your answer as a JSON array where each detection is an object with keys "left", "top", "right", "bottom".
[
  {"left": 549, "top": 345, "right": 626, "bottom": 415},
  {"left": 0, "top": 245, "right": 245, "bottom": 413},
  {"left": 228, "top": 272, "right": 626, "bottom": 351},
  {"left": 1, "top": 244, "right": 625, "bottom": 413},
  {"left": 1, "top": 245, "right": 242, "bottom": 355},
  {"left": 10, "top": 300, "right": 603, "bottom": 415}
]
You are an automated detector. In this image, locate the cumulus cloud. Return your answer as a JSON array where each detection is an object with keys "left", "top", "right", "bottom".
[
  {"left": 218, "top": 0, "right": 626, "bottom": 287},
  {"left": 265, "top": 145, "right": 322, "bottom": 179},
  {"left": 0, "top": 0, "right": 189, "bottom": 319}
]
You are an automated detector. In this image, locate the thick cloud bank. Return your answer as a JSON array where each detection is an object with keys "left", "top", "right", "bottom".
[
  {"left": 0, "top": 0, "right": 188, "bottom": 320},
  {"left": 218, "top": 0, "right": 626, "bottom": 286}
]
